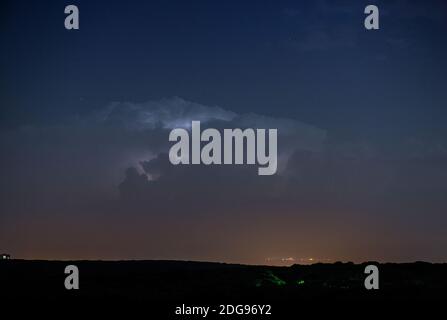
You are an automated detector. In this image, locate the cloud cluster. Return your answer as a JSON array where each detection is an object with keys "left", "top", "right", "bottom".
[
  {"left": 1, "top": 97, "right": 447, "bottom": 262},
  {"left": 99, "top": 97, "right": 237, "bottom": 130},
  {"left": 0, "top": 97, "right": 327, "bottom": 213}
]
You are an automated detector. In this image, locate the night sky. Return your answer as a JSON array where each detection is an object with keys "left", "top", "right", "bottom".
[{"left": 1, "top": 0, "right": 447, "bottom": 264}]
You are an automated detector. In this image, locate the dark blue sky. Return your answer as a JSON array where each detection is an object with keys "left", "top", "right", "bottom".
[
  {"left": 1, "top": 0, "right": 447, "bottom": 263},
  {"left": 3, "top": 0, "right": 446, "bottom": 135}
]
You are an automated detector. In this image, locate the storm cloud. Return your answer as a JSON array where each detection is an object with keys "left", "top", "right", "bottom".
[{"left": 1, "top": 97, "right": 447, "bottom": 263}]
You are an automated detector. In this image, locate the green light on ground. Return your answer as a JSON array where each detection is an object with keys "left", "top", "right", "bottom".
[
  {"left": 296, "top": 280, "right": 305, "bottom": 285},
  {"left": 265, "top": 271, "right": 286, "bottom": 286}
]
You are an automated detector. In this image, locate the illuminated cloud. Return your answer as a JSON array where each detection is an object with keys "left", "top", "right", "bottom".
[
  {"left": 99, "top": 97, "right": 237, "bottom": 130},
  {"left": 2, "top": 97, "right": 447, "bottom": 263}
]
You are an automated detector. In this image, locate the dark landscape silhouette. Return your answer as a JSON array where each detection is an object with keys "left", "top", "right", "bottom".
[{"left": 1, "top": 260, "right": 445, "bottom": 301}]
